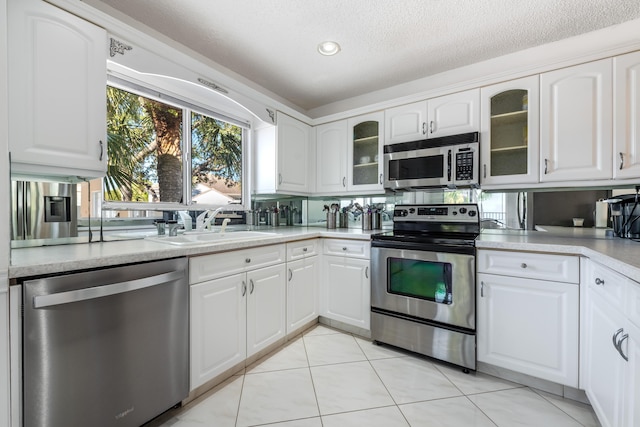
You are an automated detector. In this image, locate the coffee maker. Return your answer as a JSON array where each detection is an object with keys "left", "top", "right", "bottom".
[{"left": 608, "top": 193, "right": 640, "bottom": 239}]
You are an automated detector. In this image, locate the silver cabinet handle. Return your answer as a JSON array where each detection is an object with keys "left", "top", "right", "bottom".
[
  {"left": 342, "top": 247, "right": 347, "bottom": 251},
  {"left": 33, "top": 270, "right": 183, "bottom": 309},
  {"left": 613, "top": 328, "right": 623, "bottom": 351},
  {"left": 595, "top": 278, "right": 605, "bottom": 286},
  {"left": 365, "top": 266, "right": 369, "bottom": 279},
  {"left": 429, "top": 121, "right": 434, "bottom": 134},
  {"left": 544, "top": 159, "right": 549, "bottom": 174},
  {"left": 250, "top": 279, "right": 255, "bottom": 294},
  {"left": 278, "top": 173, "right": 283, "bottom": 185},
  {"left": 379, "top": 173, "right": 383, "bottom": 185},
  {"left": 242, "top": 281, "right": 247, "bottom": 296},
  {"left": 521, "top": 263, "right": 527, "bottom": 269},
  {"left": 99, "top": 140, "right": 104, "bottom": 161},
  {"left": 245, "top": 258, "right": 251, "bottom": 263},
  {"left": 422, "top": 122, "right": 427, "bottom": 135},
  {"left": 483, "top": 164, "right": 487, "bottom": 179},
  {"left": 620, "top": 152, "right": 624, "bottom": 170},
  {"left": 480, "top": 281, "right": 485, "bottom": 297},
  {"left": 288, "top": 269, "right": 293, "bottom": 281},
  {"left": 619, "top": 333, "right": 629, "bottom": 361},
  {"left": 342, "top": 177, "right": 346, "bottom": 187}
]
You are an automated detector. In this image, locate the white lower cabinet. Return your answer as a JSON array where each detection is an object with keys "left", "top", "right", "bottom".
[
  {"left": 320, "top": 239, "right": 371, "bottom": 331},
  {"left": 477, "top": 250, "right": 580, "bottom": 387},
  {"left": 584, "top": 259, "right": 640, "bottom": 427},
  {"left": 286, "top": 256, "right": 319, "bottom": 335},
  {"left": 189, "top": 245, "right": 286, "bottom": 390},
  {"left": 190, "top": 273, "right": 246, "bottom": 390}
]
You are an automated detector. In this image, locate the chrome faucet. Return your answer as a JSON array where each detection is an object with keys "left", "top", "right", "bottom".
[
  {"left": 195, "top": 205, "right": 241, "bottom": 231},
  {"left": 220, "top": 218, "right": 231, "bottom": 234}
]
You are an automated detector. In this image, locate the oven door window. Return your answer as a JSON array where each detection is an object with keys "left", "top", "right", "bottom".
[{"left": 387, "top": 257, "right": 452, "bottom": 304}]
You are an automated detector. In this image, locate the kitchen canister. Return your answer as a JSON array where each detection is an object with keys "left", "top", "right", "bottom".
[
  {"left": 270, "top": 212, "right": 280, "bottom": 227},
  {"left": 371, "top": 212, "right": 382, "bottom": 230},
  {"left": 326, "top": 212, "right": 337, "bottom": 229},
  {"left": 338, "top": 212, "right": 349, "bottom": 228},
  {"left": 362, "top": 213, "right": 372, "bottom": 230}
]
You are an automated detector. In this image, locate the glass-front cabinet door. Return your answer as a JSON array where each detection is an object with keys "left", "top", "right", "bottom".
[
  {"left": 480, "top": 76, "right": 539, "bottom": 187},
  {"left": 347, "top": 112, "right": 384, "bottom": 192}
]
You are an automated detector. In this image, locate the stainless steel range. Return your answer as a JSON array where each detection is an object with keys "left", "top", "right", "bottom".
[{"left": 371, "top": 203, "right": 480, "bottom": 371}]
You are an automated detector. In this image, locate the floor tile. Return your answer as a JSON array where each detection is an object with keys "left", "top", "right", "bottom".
[
  {"left": 435, "top": 364, "right": 523, "bottom": 395},
  {"left": 304, "top": 333, "right": 366, "bottom": 366},
  {"left": 534, "top": 389, "right": 602, "bottom": 427},
  {"left": 468, "top": 387, "right": 584, "bottom": 427},
  {"left": 371, "top": 357, "right": 463, "bottom": 404},
  {"left": 246, "top": 337, "right": 309, "bottom": 373},
  {"left": 263, "top": 417, "right": 323, "bottom": 426},
  {"left": 399, "top": 396, "right": 497, "bottom": 427},
  {"left": 355, "top": 337, "right": 407, "bottom": 360},
  {"left": 303, "top": 324, "right": 341, "bottom": 336},
  {"left": 311, "top": 360, "right": 395, "bottom": 415},
  {"left": 236, "top": 368, "right": 319, "bottom": 426},
  {"left": 321, "top": 406, "right": 410, "bottom": 427}
]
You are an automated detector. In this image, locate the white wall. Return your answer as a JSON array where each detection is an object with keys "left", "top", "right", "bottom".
[{"left": 0, "top": 0, "right": 11, "bottom": 423}]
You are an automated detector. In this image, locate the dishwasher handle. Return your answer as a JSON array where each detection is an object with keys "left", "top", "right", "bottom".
[{"left": 32, "top": 270, "right": 184, "bottom": 309}]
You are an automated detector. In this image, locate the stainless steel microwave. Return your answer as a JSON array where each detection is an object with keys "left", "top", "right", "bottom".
[{"left": 383, "top": 132, "right": 479, "bottom": 190}]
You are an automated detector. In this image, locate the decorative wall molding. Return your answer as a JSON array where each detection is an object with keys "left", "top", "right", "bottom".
[
  {"left": 196, "top": 78, "right": 228, "bottom": 94},
  {"left": 109, "top": 38, "right": 132, "bottom": 57},
  {"left": 266, "top": 109, "right": 276, "bottom": 124}
]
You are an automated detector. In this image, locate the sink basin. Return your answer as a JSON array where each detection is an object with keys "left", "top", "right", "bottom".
[{"left": 146, "top": 231, "right": 282, "bottom": 246}]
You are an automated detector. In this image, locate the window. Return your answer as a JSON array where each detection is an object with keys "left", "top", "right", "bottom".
[{"left": 104, "top": 85, "right": 245, "bottom": 210}]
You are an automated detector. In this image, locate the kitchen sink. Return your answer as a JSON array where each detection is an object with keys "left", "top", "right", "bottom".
[{"left": 146, "top": 230, "right": 282, "bottom": 246}]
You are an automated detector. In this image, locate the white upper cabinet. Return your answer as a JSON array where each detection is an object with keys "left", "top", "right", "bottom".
[
  {"left": 614, "top": 51, "right": 640, "bottom": 180},
  {"left": 254, "top": 112, "right": 312, "bottom": 195},
  {"left": 384, "top": 89, "right": 479, "bottom": 145},
  {"left": 480, "top": 76, "right": 540, "bottom": 187},
  {"left": 8, "top": 0, "right": 107, "bottom": 179},
  {"left": 316, "top": 120, "right": 348, "bottom": 193},
  {"left": 347, "top": 112, "right": 384, "bottom": 193},
  {"left": 385, "top": 101, "right": 428, "bottom": 144},
  {"left": 315, "top": 113, "right": 384, "bottom": 195},
  {"left": 540, "top": 59, "right": 613, "bottom": 182},
  {"left": 426, "top": 89, "right": 480, "bottom": 138}
]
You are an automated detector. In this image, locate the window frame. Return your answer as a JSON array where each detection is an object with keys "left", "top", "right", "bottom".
[{"left": 103, "top": 76, "right": 250, "bottom": 212}]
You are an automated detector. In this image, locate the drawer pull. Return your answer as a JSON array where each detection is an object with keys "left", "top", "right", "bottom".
[
  {"left": 342, "top": 247, "right": 347, "bottom": 251},
  {"left": 288, "top": 269, "right": 293, "bottom": 281},
  {"left": 595, "top": 278, "right": 605, "bottom": 286},
  {"left": 520, "top": 263, "right": 527, "bottom": 269},
  {"left": 303, "top": 247, "right": 308, "bottom": 252},
  {"left": 245, "top": 258, "right": 251, "bottom": 263},
  {"left": 249, "top": 279, "right": 255, "bottom": 294}
]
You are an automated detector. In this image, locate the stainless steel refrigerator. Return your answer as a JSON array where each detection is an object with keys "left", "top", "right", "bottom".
[{"left": 11, "top": 180, "right": 78, "bottom": 240}]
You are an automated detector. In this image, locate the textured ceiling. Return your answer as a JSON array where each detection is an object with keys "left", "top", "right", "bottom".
[{"left": 87, "top": 0, "right": 640, "bottom": 113}]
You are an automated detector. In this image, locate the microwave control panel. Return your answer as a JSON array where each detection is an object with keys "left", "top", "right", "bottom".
[{"left": 455, "top": 150, "right": 475, "bottom": 181}]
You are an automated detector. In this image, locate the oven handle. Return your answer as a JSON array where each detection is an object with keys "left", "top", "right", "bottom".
[
  {"left": 371, "top": 239, "right": 475, "bottom": 255},
  {"left": 32, "top": 270, "right": 184, "bottom": 309}
]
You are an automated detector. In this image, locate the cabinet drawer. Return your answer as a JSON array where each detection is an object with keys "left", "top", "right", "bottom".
[
  {"left": 286, "top": 239, "right": 320, "bottom": 261},
  {"left": 323, "top": 239, "right": 370, "bottom": 259},
  {"left": 190, "top": 244, "right": 286, "bottom": 284},
  {"left": 477, "top": 250, "right": 579, "bottom": 283},
  {"left": 587, "top": 260, "right": 627, "bottom": 311}
]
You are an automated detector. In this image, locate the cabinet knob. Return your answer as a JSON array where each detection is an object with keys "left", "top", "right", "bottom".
[
  {"left": 342, "top": 247, "right": 347, "bottom": 251},
  {"left": 520, "top": 263, "right": 527, "bottom": 268},
  {"left": 595, "top": 277, "right": 605, "bottom": 286},
  {"left": 303, "top": 247, "right": 308, "bottom": 252},
  {"left": 245, "top": 258, "right": 251, "bottom": 263}
]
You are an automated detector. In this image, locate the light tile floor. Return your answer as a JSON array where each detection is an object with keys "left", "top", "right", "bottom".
[{"left": 148, "top": 324, "right": 601, "bottom": 427}]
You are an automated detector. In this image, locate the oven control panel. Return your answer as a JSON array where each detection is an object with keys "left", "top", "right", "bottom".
[{"left": 393, "top": 204, "right": 478, "bottom": 223}]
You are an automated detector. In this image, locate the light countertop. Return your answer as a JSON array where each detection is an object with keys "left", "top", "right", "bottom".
[
  {"left": 9, "top": 227, "right": 376, "bottom": 279},
  {"left": 10, "top": 225, "right": 640, "bottom": 284}
]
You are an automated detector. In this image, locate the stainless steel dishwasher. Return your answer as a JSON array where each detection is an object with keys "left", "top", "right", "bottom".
[{"left": 22, "top": 257, "right": 189, "bottom": 427}]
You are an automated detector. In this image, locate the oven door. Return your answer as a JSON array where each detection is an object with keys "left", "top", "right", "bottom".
[
  {"left": 384, "top": 146, "right": 451, "bottom": 190},
  {"left": 371, "top": 243, "right": 475, "bottom": 330}
]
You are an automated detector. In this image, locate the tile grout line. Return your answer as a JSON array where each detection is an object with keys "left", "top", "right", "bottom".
[
  {"left": 529, "top": 387, "right": 598, "bottom": 427},
  {"left": 233, "top": 373, "right": 246, "bottom": 427},
  {"left": 301, "top": 331, "right": 325, "bottom": 426}
]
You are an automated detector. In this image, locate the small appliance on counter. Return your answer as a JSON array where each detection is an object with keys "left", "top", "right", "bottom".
[{"left": 607, "top": 193, "right": 640, "bottom": 239}]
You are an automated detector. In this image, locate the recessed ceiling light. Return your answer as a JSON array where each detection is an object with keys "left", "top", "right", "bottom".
[{"left": 317, "top": 41, "right": 341, "bottom": 56}]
